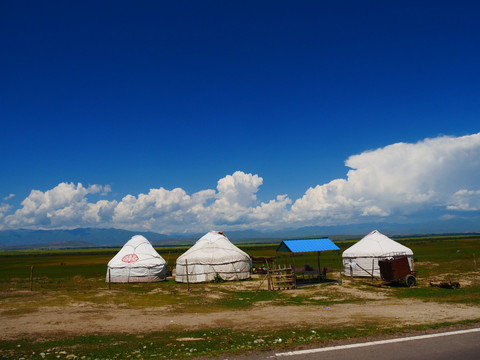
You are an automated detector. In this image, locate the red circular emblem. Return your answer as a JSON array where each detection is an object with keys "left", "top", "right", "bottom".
[{"left": 121, "top": 254, "right": 139, "bottom": 263}]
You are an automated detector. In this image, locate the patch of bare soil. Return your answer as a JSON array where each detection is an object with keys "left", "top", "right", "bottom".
[
  {"left": 2, "top": 278, "right": 480, "bottom": 341},
  {"left": 425, "top": 272, "right": 480, "bottom": 288},
  {"left": 327, "top": 283, "right": 391, "bottom": 300},
  {"left": 0, "top": 290, "right": 38, "bottom": 297},
  {"left": 1, "top": 298, "right": 479, "bottom": 341},
  {"left": 415, "top": 261, "right": 440, "bottom": 267},
  {"left": 217, "top": 281, "right": 263, "bottom": 291}
]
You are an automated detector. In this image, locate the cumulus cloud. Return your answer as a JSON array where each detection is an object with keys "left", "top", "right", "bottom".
[
  {"left": 112, "top": 187, "right": 202, "bottom": 231},
  {"left": 0, "top": 203, "right": 11, "bottom": 219},
  {"left": 110, "top": 171, "right": 264, "bottom": 232},
  {"left": 101, "top": 185, "right": 112, "bottom": 196},
  {"left": 290, "top": 133, "right": 480, "bottom": 225},
  {"left": 216, "top": 171, "right": 262, "bottom": 207},
  {"left": 3, "top": 182, "right": 112, "bottom": 228},
  {"left": 249, "top": 195, "right": 292, "bottom": 228},
  {"left": 3, "top": 194, "right": 15, "bottom": 201},
  {"left": 1, "top": 133, "right": 479, "bottom": 232},
  {"left": 206, "top": 172, "right": 263, "bottom": 226},
  {"left": 447, "top": 190, "right": 480, "bottom": 211}
]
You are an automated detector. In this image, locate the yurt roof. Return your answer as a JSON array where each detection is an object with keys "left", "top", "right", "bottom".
[
  {"left": 342, "top": 230, "right": 413, "bottom": 257},
  {"left": 108, "top": 235, "right": 166, "bottom": 268},
  {"left": 177, "top": 231, "right": 250, "bottom": 264}
]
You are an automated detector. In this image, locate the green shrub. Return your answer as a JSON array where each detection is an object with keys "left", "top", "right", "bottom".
[{"left": 211, "top": 273, "right": 225, "bottom": 283}]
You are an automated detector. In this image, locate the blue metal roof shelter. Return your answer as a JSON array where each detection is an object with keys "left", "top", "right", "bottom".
[
  {"left": 277, "top": 238, "right": 340, "bottom": 253},
  {"left": 276, "top": 238, "right": 343, "bottom": 284}
]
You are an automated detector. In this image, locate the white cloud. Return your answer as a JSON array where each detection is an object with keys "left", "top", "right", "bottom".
[
  {"left": 290, "top": 133, "right": 480, "bottom": 225},
  {"left": 1, "top": 133, "right": 479, "bottom": 232},
  {"left": 3, "top": 194, "right": 15, "bottom": 201},
  {"left": 110, "top": 171, "right": 263, "bottom": 233},
  {"left": 101, "top": 185, "right": 112, "bottom": 196},
  {"left": 447, "top": 189, "right": 480, "bottom": 211},
  {"left": 3, "top": 182, "right": 112, "bottom": 228},
  {"left": 249, "top": 195, "right": 292, "bottom": 228},
  {"left": 216, "top": 171, "right": 262, "bottom": 207},
  {"left": 204, "top": 171, "right": 263, "bottom": 227},
  {"left": 0, "top": 203, "right": 11, "bottom": 218},
  {"left": 111, "top": 187, "right": 201, "bottom": 231}
]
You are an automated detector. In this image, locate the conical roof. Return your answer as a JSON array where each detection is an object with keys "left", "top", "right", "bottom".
[
  {"left": 342, "top": 230, "right": 413, "bottom": 257},
  {"left": 108, "top": 235, "right": 166, "bottom": 268},
  {"left": 176, "top": 231, "right": 250, "bottom": 265}
]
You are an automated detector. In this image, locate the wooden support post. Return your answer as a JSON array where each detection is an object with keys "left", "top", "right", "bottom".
[
  {"left": 275, "top": 264, "right": 280, "bottom": 289},
  {"left": 317, "top": 251, "right": 321, "bottom": 280},
  {"left": 30, "top": 265, "right": 34, "bottom": 291},
  {"left": 337, "top": 251, "right": 343, "bottom": 284},
  {"left": 256, "top": 273, "right": 269, "bottom": 291},
  {"left": 355, "top": 262, "right": 374, "bottom": 278},
  {"left": 474, "top": 253, "right": 478, "bottom": 272},
  {"left": 108, "top": 268, "right": 111, "bottom": 290},
  {"left": 267, "top": 269, "right": 272, "bottom": 291},
  {"left": 371, "top": 258, "right": 375, "bottom": 280},
  {"left": 185, "top": 259, "right": 190, "bottom": 292},
  {"left": 265, "top": 258, "right": 272, "bottom": 291}
]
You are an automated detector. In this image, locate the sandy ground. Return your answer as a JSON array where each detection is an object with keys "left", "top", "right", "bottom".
[
  {"left": 2, "top": 300, "right": 479, "bottom": 341},
  {"left": 1, "top": 281, "right": 479, "bottom": 341}
]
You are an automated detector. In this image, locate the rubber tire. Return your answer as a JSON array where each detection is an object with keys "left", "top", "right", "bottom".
[{"left": 405, "top": 274, "right": 416, "bottom": 287}]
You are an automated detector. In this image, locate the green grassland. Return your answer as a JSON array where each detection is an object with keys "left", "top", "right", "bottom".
[{"left": 0, "top": 235, "right": 479, "bottom": 359}]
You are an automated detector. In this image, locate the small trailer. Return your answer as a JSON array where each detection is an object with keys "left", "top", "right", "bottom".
[{"left": 378, "top": 255, "right": 417, "bottom": 287}]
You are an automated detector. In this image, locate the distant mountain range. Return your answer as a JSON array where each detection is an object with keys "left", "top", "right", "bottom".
[
  {"left": 0, "top": 228, "right": 172, "bottom": 249},
  {"left": 1, "top": 216, "right": 479, "bottom": 249}
]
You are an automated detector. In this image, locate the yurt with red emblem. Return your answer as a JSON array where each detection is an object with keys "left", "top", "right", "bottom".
[{"left": 106, "top": 235, "right": 167, "bottom": 282}]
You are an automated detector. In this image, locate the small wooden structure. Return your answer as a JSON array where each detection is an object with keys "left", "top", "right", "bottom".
[
  {"left": 269, "top": 265, "right": 296, "bottom": 290},
  {"left": 252, "top": 256, "right": 296, "bottom": 290}
]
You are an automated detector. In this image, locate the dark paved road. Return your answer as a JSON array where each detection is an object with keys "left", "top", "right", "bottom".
[{"left": 222, "top": 328, "right": 480, "bottom": 360}]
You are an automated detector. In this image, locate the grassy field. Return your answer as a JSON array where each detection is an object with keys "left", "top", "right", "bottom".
[{"left": 0, "top": 235, "right": 479, "bottom": 359}]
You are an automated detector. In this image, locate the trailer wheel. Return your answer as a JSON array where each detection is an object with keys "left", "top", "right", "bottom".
[{"left": 405, "top": 274, "right": 416, "bottom": 287}]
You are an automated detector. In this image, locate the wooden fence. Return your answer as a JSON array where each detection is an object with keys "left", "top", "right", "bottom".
[{"left": 268, "top": 265, "right": 296, "bottom": 290}]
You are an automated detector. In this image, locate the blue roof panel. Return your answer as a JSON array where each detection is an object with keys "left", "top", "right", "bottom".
[{"left": 277, "top": 238, "right": 340, "bottom": 253}]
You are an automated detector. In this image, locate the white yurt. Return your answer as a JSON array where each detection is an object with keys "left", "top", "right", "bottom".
[
  {"left": 175, "top": 231, "right": 252, "bottom": 283},
  {"left": 342, "top": 230, "right": 414, "bottom": 277},
  {"left": 106, "top": 235, "right": 167, "bottom": 283}
]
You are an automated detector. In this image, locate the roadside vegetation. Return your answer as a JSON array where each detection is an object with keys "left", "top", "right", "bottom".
[{"left": 3, "top": 321, "right": 480, "bottom": 360}]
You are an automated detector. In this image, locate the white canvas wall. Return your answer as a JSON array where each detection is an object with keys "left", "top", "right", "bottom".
[
  {"left": 342, "top": 255, "right": 414, "bottom": 277},
  {"left": 175, "top": 231, "right": 252, "bottom": 283},
  {"left": 342, "top": 230, "right": 414, "bottom": 277}
]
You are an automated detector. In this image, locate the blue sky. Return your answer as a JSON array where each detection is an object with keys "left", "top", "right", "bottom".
[{"left": 1, "top": 1, "right": 480, "bottom": 234}]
